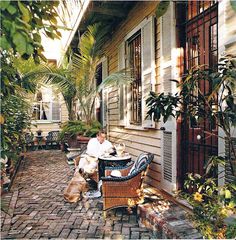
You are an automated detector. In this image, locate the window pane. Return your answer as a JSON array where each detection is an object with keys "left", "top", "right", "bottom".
[
  {"left": 32, "top": 104, "right": 40, "bottom": 120},
  {"left": 128, "top": 31, "right": 142, "bottom": 124},
  {"left": 52, "top": 102, "right": 60, "bottom": 121}
]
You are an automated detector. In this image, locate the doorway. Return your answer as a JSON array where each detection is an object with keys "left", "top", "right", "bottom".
[{"left": 177, "top": 1, "right": 219, "bottom": 188}]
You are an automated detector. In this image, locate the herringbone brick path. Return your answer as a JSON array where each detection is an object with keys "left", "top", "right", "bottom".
[{"left": 1, "top": 150, "right": 153, "bottom": 239}]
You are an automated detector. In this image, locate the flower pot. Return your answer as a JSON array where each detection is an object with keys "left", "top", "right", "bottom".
[{"left": 76, "top": 135, "right": 90, "bottom": 143}]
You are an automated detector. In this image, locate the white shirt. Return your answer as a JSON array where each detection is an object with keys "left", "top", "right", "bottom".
[{"left": 86, "top": 137, "right": 113, "bottom": 158}]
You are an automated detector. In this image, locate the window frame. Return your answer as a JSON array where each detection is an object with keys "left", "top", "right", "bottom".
[
  {"left": 31, "top": 90, "right": 61, "bottom": 123},
  {"left": 119, "top": 16, "right": 155, "bottom": 129}
]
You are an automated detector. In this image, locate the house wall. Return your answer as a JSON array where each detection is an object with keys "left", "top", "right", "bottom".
[{"left": 103, "top": 2, "right": 162, "bottom": 188}]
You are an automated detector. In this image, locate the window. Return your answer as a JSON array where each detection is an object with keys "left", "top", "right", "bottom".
[
  {"left": 118, "top": 17, "right": 155, "bottom": 128},
  {"left": 128, "top": 31, "right": 142, "bottom": 124},
  {"left": 31, "top": 88, "right": 61, "bottom": 122}
]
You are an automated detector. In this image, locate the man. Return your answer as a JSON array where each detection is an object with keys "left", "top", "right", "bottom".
[{"left": 76, "top": 130, "right": 113, "bottom": 175}]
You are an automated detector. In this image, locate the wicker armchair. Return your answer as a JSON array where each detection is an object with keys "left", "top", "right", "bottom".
[
  {"left": 101, "top": 153, "right": 154, "bottom": 217},
  {"left": 45, "top": 131, "right": 60, "bottom": 149}
]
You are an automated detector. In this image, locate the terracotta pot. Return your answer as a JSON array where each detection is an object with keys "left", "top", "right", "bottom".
[
  {"left": 76, "top": 135, "right": 90, "bottom": 142},
  {"left": 60, "top": 143, "right": 65, "bottom": 151}
]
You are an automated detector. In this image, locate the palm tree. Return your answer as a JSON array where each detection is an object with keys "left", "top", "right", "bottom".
[{"left": 43, "top": 23, "right": 133, "bottom": 124}]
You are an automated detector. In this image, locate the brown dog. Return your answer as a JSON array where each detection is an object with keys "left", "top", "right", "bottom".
[{"left": 63, "top": 169, "right": 89, "bottom": 203}]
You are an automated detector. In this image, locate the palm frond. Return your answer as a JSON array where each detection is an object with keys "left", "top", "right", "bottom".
[{"left": 97, "top": 69, "right": 134, "bottom": 92}]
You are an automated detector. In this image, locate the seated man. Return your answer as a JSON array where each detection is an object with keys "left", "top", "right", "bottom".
[{"left": 76, "top": 130, "right": 113, "bottom": 176}]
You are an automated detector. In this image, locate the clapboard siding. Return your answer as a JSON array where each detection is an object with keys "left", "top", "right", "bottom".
[
  {"left": 61, "top": 102, "right": 69, "bottom": 122},
  {"left": 109, "top": 102, "right": 118, "bottom": 109},
  {"left": 103, "top": 1, "right": 161, "bottom": 189},
  {"left": 109, "top": 131, "right": 161, "bottom": 146}
]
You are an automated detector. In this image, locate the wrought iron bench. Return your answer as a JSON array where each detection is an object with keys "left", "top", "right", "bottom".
[{"left": 45, "top": 131, "right": 60, "bottom": 149}]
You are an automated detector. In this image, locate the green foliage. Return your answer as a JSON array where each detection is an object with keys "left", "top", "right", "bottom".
[
  {"left": 1, "top": 53, "right": 39, "bottom": 99},
  {"left": 0, "top": 0, "right": 61, "bottom": 63},
  {"left": 43, "top": 23, "right": 133, "bottom": 123},
  {"left": 147, "top": 58, "right": 236, "bottom": 128},
  {"left": 146, "top": 91, "right": 179, "bottom": 123},
  {"left": 179, "top": 158, "right": 236, "bottom": 239},
  {"left": 146, "top": 56, "right": 236, "bottom": 175},
  {"left": 1, "top": 95, "right": 31, "bottom": 158},
  {"left": 155, "top": 0, "right": 170, "bottom": 18},
  {"left": 146, "top": 56, "right": 236, "bottom": 238},
  {"left": 226, "top": 220, "right": 236, "bottom": 239},
  {"left": 230, "top": 0, "right": 236, "bottom": 13},
  {"left": 59, "top": 120, "right": 102, "bottom": 141}
]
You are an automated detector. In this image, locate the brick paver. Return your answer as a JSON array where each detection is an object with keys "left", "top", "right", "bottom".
[{"left": 1, "top": 150, "right": 153, "bottom": 239}]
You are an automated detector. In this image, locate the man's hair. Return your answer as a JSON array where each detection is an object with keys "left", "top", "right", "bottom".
[{"left": 97, "top": 130, "right": 106, "bottom": 136}]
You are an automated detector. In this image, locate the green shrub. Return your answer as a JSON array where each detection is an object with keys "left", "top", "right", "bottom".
[{"left": 59, "top": 120, "right": 102, "bottom": 141}]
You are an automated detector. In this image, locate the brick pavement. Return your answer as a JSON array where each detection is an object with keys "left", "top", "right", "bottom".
[{"left": 1, "top": 150, "right": 153, "bottom": 239}]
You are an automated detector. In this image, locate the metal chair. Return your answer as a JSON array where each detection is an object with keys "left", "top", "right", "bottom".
[
  {"left": 101, "top": 153, "right": 154, "bottom": 217},
  {"left": 24, "top": 133, "right": 35, "bottom": 151},
  {"left": 45, "top": 131, "right": 60, "bottom": 149}
]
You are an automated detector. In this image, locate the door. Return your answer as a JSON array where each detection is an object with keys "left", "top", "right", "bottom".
[
  {"left": 96, "top": 63, "right": 102, "bottom": 123},
  {"left": 179, "top": 1, "right": 218, "bottom": 186}
]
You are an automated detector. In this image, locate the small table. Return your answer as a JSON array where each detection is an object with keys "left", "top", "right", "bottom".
[{"left": 98, "top": 154, "right": 132, "bottom": 179}]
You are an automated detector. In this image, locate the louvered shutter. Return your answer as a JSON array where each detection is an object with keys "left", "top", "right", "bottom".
[
  {"left": 118, "top": 41, "right": 126, "bottom": 125},
  {"left": 160, "top": 3, "right": 177, "bottom": 194},
  {"left": 163, "top": 131, "right": 173, "bottom": 182},
  {"left": 162, "top": 5, "right": 172, "bottom": 95},
  {"left": 141, "top": 17, "right": 155, "bottom": 128},
  {"left": 51, "top": 102, "right": 61, "bottom": 121},
  {"left": 102, "top": 57, "right": 108, "bottom": 127}
]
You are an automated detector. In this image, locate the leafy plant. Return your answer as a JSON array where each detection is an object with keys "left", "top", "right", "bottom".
[
  {"left": 155, "top": 0, "right": 170, "bottom": 18},
  {"left": 146, "top": 56, "right": 236, "bottom": 175},
  {"left": 0, "top": 0, "right": 62, "bottom": 62},
  {"left": 179, "top": 160, "right": 236, "bottom": 239},
  {"left": 41, "top": 23, "right": 133, "bottom": 123},
  {"left": 147, "top": 56, "right": 236, "bottom": 238},
  {"left": 226, "top": 220, "right": 236, "bottom": 239},
  {"left": 1, "top": 95, "right": 32, "bottom": 158},
  {"left": 59, "top": 120, "right": 102, "bottom": 141}
]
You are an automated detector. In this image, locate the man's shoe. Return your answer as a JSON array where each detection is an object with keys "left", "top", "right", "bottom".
[
  {"left": 86, "top": 190, "right": 101, "bottom": 199},
  {"left": 98, "top": 180, "right": 102, "bottom": 192}
]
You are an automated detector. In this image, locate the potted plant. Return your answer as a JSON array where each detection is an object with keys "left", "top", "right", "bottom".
[
  {"left": 59, "top": 120, "right": 102, "bottom": 149},
  {"left": 146, "top": 56, "right": 236, "bottom": 238}
]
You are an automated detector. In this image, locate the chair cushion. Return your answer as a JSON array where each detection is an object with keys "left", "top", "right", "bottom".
[
  {"left": 128, "top": 153, "right": 149, "bottom": 175},
  {"left": 110, "top": 170, "right": 121, "bottom": 177}
]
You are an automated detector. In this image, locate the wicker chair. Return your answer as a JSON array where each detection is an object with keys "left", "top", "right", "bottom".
[
  {"left": 101, "top": 153, "right": 154, "bottom": 217},
  {"left": 45, "top": 131, "right": 60, "bottom": 149}
]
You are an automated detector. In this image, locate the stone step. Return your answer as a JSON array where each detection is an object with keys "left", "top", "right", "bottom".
[{"left": 137, "top": 188, "right": 203, "bottom": 239}]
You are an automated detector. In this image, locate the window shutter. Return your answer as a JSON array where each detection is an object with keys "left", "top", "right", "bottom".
[
  {"left": 102, "top": 57, "right": 108, "bottom": 127},
  {"left": 141, "top": 17, "right": 155, "bottom": 128},
  {"left": 118, "top": 41, "right": 126, "bottom": 125},
  {"left": 163, "top": 131, "right": 173, "bottom": 182},
  {"left": 51, "top": 102, "right": 61, "bottom": 121}
]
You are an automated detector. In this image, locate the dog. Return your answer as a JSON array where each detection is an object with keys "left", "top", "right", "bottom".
[{"left": 63, "top": 169, "right": 89, "bottom": 203}]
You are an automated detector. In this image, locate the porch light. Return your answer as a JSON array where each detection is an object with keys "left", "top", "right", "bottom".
[{"left": 197, "top": 135, "right": 201, "bottom": 140}]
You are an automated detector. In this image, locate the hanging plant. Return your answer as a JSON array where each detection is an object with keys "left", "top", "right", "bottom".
[
  {"left": 230, "top": 0, "right": 236, "bottom": 13},
  {"left": 155, "top": 0, "right": 170, "bottom": 18}
]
